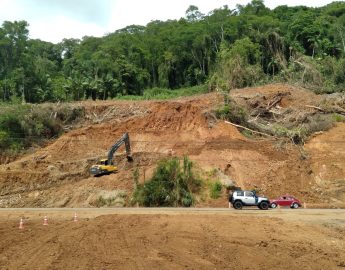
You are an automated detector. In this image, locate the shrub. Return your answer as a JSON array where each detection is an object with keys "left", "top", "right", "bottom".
[
  {"left": 332, "top": 114, "right": 345, "bottom": 122},
  {"left": 215, "top": 102, "right": 248, "bottom": 125},
  {"left": 302, "top": 115, "right": 334, "bottom": 135},
  {"left": 94, "top": 192, "right": 127, "bottom": 207},
  {"left": 210, "top": 181, "right": 223, "bottom": 199},
  {"left": 273, "top": 125, "right": 307, "bottom": 144},
  {"left": 0, "top": 112, "right": 24, "bottom": 152},
  {"left": 132, "top": 156, "right": 201, "bottom": 207}
]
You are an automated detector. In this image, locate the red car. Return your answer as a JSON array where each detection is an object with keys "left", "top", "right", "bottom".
[{"left": 270, "top": 195, "right": 302, "bottom": 209}]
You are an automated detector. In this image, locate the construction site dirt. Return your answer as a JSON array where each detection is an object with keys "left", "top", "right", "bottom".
[
  {"left": 0, "top": 209, "right": 344, "bottom": 269},
  {"left": 1, "top": 84, "right": 344, "bottom": 208}
]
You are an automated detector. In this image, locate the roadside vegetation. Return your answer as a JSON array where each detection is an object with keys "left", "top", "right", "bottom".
[
  {"left": 132, "top": 157, "right": 202, "bottom": 207},
  {"left": 132, "top": 157, "right": 232, "bottom": 207}
]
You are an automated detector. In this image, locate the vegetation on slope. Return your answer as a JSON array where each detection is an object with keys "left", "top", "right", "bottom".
[
  {"left": 0, "top": 104, "right": 84, "bottom": 153},
  {"left": 116, "top": 85, "right": 208, "bottom": 100},
  {"left": 132, "top": 157, "right": 201, "bottom": 207}
]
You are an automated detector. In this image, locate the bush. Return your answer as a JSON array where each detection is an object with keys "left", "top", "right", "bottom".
[
  {"left": 215, "top": 102, "right": 248, "bottom": 125},
  {"left": 132, "top": 156, "right": 201, "bottom": 207},
  {"left": 332, "top": 114, "right": 345, "bottom": 122},
  {"left": 210, "top": 181, "right": 222, "bottom": 199},
  {"left": 302, "top": 115, "right": 334, "bottom": 135},
  {"left": 0, "top": 112, "right": 25, "bottom": 152},
  {"left": 273, "top": 125, "right": 307, "bottom": 144}
]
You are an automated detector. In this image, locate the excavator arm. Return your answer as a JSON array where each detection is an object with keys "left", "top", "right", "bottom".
[{"left": 107, "top": 132, "right": 133, "bottom": 165}]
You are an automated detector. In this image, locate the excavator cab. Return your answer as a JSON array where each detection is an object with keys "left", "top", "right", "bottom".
[
  {"left": 99, "top": 159, "right": 109, "bottom": 166},
  {"left": 90, "top": 133, "right": 133, "bottom": 176}
]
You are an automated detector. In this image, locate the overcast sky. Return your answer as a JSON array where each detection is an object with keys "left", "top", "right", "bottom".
[{"left": 0, "top": 0, "right": 338, "bottom": 43}]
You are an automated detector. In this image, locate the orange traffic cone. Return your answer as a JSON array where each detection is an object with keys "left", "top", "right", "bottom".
[
  {"left": 19, "top": 218, "right": 24, "bottom": 229},
  {"left": 73, "top": 212, "right": 78, "bottom": 222},
  {"left": 43, "top": 216, "right": 48, "bottom": 226}
]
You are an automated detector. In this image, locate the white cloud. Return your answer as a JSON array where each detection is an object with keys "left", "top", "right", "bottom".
[{"left": 29, "top": 16, "right": 105, "bottom": 42}]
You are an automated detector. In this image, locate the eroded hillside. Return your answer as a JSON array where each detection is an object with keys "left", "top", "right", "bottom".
[{"left": 0, "top": 84, "right": 344, "bottom": 207}]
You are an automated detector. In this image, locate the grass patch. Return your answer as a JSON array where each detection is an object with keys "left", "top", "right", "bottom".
[
  {"left": 332, "top": 113, "right": 345, "bottom": 122},
  {"left": 116, "top": 85, "right": 208, "bottom": 100}
]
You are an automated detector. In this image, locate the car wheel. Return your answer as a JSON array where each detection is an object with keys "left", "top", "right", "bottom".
[
  {"left": 233, "top": 201, "right": 243, "bottom": 210},
  {"left": 259, "top": 201, "right": 269, "bottom": 210},
  {"left": 292, "top": 203, "right": 299, "bottom": 209},
  {"left": 270, "top": 203, "right": 277, "bottom": 209}
]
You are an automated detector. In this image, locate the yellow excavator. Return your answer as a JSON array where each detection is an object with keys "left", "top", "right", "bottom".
[{"left": 90, "top": 132, "right": 133, "bottom": 176}]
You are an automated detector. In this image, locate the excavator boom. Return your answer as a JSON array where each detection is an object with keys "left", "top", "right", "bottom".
[{"left": 107, "top": 132, "right": 132, "bottom": 165}]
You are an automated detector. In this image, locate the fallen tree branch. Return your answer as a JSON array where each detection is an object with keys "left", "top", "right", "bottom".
[
  {"left": 224, "top": 121, "right": 276, "bottom": 138},
  {"left": 305, "top": 105, "right": 324, "bottom": 111},
  {"left": 305, "top": 105, "right": 345, "bottom": 116},
  {"left": 266, "top": 96, "right": 283, "bottom": 110}
]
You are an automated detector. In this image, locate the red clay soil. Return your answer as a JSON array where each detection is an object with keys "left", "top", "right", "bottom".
[
  {"left": 305, "top": 123, "right": 345, "bottom": 204},
  {"left": 0, "top": 84, "right": 344, "bottom": 207}
]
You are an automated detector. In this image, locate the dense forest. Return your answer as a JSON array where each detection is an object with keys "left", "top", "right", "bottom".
[{"left": 1, "top": 0, "right": 345, "bottom": 103}]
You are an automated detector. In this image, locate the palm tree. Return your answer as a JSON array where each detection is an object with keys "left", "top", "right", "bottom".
[{"left": 308, "top": 35, "right": 321, "bottom": 59}]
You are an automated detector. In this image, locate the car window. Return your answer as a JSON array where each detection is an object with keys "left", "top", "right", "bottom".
[
  {"left": 245, "top": 191, "right": 254, "bottom": 197},
  {"left": 236, "top": 191, "right": 244, "bottom": 196}
]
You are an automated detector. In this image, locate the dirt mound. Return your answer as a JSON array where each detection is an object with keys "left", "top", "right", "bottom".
[{"left": 231, "top": 83, "right": 321, "bottom": 109}]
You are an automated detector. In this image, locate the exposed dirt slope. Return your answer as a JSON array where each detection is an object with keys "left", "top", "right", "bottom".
[
  {"left": 305, "top": 123, "right": 345, "bottom": 204},
  {"left": 0, "top": 85, "right": 344, "bottom": 207}
]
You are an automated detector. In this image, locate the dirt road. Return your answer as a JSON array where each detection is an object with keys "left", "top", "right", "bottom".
[{"left": 0, "top": 209, "right": 344, "bottom": 269}]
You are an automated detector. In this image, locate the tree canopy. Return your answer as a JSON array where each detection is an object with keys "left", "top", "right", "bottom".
[{"left": 1, "top": 1, "right": 345, "bottom": 103}]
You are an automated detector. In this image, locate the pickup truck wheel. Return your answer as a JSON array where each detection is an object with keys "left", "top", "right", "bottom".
[
  {"left": 233, "top": 201, "right": 243, "bottom": 210},
  {"left": 270, "top": 203, "right": 277, "bottom": 209},
  {"left": 292, "top": 203, "right": 299, "bottom": 209},
  {"left": 259, "top": 201, "right": 269, "bottom": 210}
]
